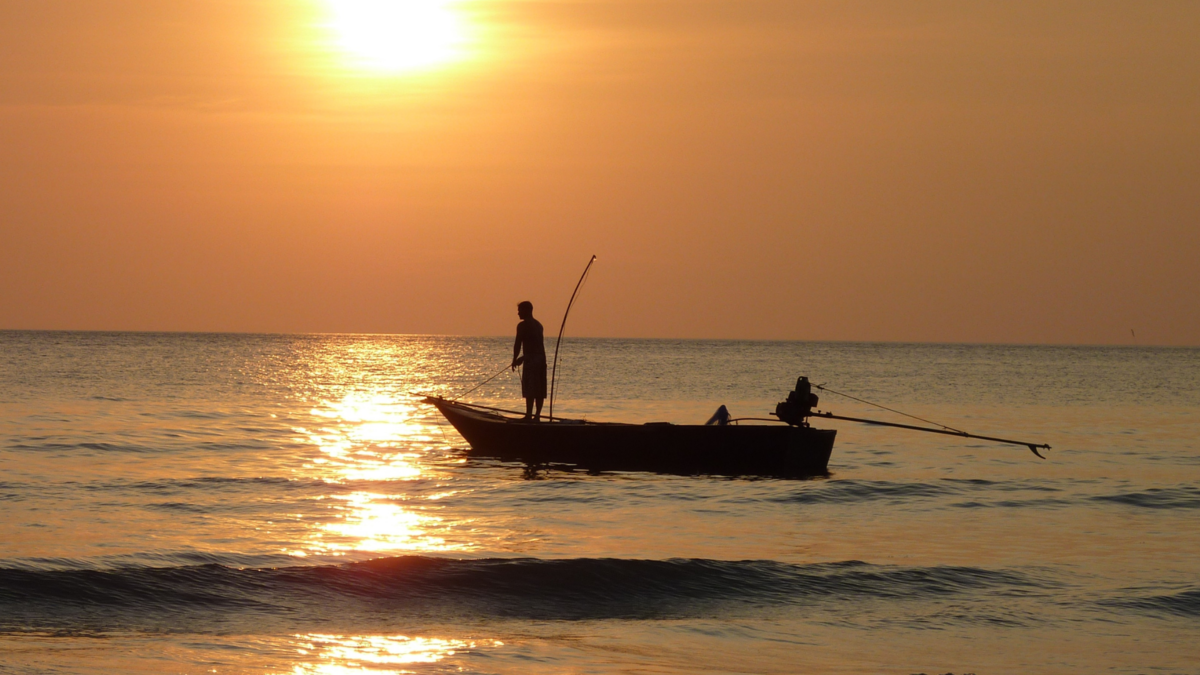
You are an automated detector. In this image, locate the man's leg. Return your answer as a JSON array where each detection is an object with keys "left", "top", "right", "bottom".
[
  {"left": 524, "top": 397, "right": 534, "bottom": 419},
  {"left": 534, "top": 398, "right": 544, "bottom": 420}
]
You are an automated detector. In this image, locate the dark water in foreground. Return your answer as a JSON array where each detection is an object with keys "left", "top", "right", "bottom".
[{"left": 1, "top": 331, "right": 1197, "bottom": 674}]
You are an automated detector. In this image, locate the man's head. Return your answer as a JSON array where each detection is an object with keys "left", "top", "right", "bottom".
[{"left": 517, "top": 301, "right": 533, "bottom": 319}]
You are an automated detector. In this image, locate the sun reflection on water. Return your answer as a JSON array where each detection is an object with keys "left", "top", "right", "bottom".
[
  {"left": 299, "top": 391, "right": 449, "bottom": 481},
  {"left": 294, "top": 390, "right": 472, "bottom": 556},
  {"left": 290, "top": 633, "right": 501, "bottom": 674},
  {"left": 306, "top": 394, "right": 435, "bottom": 467},
  {"left": 312, "top": 492, "right": 454, "bottom": 553}
]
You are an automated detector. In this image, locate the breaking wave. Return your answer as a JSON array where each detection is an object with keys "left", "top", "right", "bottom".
[{"left": 0, "top": 556, "right": 1056, "bottom": 632}]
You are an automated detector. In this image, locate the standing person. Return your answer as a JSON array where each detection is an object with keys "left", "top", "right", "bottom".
[{"left": 511, "top": 301, "right": 547, "bottom": 420}]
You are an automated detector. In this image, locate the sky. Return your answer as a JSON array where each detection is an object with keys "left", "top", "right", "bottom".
[{"left": 1, "top": 0, "right": 1198, "bottom": 345}]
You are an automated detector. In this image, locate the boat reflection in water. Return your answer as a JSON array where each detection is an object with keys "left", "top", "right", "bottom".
[{"left": 290, "top": 634, "right": 502, "bottom": 675}]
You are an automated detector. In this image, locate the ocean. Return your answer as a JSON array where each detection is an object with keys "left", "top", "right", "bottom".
[{"left": 1, "top": 331, "right": 1197, "bottom": 674}]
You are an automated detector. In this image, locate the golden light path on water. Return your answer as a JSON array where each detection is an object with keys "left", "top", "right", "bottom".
[
  {"left": 292, "top": 389, "right": 473, "bottom": 556},
  {"left": 289, "top": 634, "right": 503, "bottom": 674}
]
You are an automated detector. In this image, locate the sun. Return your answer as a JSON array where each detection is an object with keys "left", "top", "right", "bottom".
[{"left": 325, "top": 0, "right": 467, "bottom": 73}]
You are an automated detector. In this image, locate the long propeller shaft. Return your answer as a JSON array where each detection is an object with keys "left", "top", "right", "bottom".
[{"left": 807, "top": 411, "right": 1050, "bottom": 458}]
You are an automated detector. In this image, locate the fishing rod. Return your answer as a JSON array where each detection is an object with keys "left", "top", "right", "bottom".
[
  {"left": 805, "top": 411, "right": 1050, "bottom": 458},
  {"left": 548, "top": 254, "right": 597, "bottom": 421},
  {"left": 452, "top": 363, "right": 514, "bottom": 401}
]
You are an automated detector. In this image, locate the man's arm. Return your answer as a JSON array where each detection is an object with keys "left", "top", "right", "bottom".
[{"left": 512, "top": 324, "right": 524, "bottom": 369}]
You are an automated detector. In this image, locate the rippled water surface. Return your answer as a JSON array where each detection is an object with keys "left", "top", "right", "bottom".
[{"left": 1, "top": 331, "right": 1197, "bottom": 674}]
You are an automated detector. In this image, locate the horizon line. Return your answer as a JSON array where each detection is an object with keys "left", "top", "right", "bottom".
[{"left": 0, "top": 327, "right": 1188, "bottom": 350}]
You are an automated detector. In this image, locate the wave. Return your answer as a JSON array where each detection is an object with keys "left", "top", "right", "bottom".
[
  {"left": 0, "top": 482, "right": 20, "bottom": 502},
  {"left": 950, "top": 497, "right": 1074, "bottom": 509},
  {"left": 7, "top": 440, "right": 277, "bottom": 454},
  {"left": 1101, "top": 588, "right": 1200, "bottom": 618},
  {"left": 0, "top": 556, "right": 1055, "bottom": 632},
  {"left": 88, "top": 476, "right": 309, "bottom": 493},
  {"left": 6, "top": 441, "right": 145, "bottom": 453},
  {"left": 0, "top": 551, "right": 306, "bottom": 572},
  {"left": 80, "top": 476, "right": 440, "bottom": 498},
  {"left": 1091, "top": 487, "right": 1200, "bottom": 510},
  {"left": 772, "top": 480, "right": 958, "bottom": 504},
  {"left": 769, "top": 479, "right": 1081, "bottom": 509}
]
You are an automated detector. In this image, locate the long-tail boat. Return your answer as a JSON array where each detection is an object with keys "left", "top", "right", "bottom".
[
  {"left": 425, "top": 259, "right": 1048, "bottom": 477},
  {"left": 425, "top": 376, "right": 1049, "bottom": 477}
]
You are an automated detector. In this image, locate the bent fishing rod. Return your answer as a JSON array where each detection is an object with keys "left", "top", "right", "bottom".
[{"left": 548, "top": 254, "right": 597, "bottom": 421}]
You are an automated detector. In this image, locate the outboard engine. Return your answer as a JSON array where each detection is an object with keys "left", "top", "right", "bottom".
[{"left": 775, "top": 376, "right": 819, "bottom": 426}]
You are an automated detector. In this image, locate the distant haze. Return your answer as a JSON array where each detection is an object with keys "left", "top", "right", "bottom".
[{"left": 2, "top": 1, "right": 1197, "bottom": 345}]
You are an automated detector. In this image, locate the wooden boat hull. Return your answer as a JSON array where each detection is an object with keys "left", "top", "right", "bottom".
[{"left": 428, "top": 397, "right": 835, "bottom": 476}]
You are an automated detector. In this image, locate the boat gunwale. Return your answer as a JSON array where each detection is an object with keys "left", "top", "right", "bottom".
[
  {"left": 426, "top": 396, "right": 630, "bottom": 426},
  {"left": 424, "top": 395, "right": 805, "bottom": 430}
]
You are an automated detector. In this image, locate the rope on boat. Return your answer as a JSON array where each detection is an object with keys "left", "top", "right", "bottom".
[{"left": 813, "top": 383, "right": 965, "bottom": 434}]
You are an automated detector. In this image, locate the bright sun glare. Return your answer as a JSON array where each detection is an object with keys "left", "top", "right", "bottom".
[{"left": 326, "top": 0, "right": 466, "bottom": 72}]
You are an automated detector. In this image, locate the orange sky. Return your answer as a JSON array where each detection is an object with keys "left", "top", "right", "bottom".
[{"left": 2, "top": 1, "right": 1197, "bottom": 344}]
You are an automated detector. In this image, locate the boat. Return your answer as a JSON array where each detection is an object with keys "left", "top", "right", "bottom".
[
  {"left": 424, "top": 260, "right": 1049, "bottom": 476},
  {"left": 425, "top": 377, "right": 837, "bottom": 477},
  {"left": 425, "top": 374, "right": 1051, "bottom": 477}
]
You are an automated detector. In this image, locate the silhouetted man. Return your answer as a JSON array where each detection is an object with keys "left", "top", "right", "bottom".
[{"left": 511, "top": 301, "right": 547, "bottom": 420}]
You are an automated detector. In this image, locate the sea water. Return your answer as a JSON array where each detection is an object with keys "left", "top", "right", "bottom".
[{"left": 0, "top": 331, "right": 1197, "bottom": 674}]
